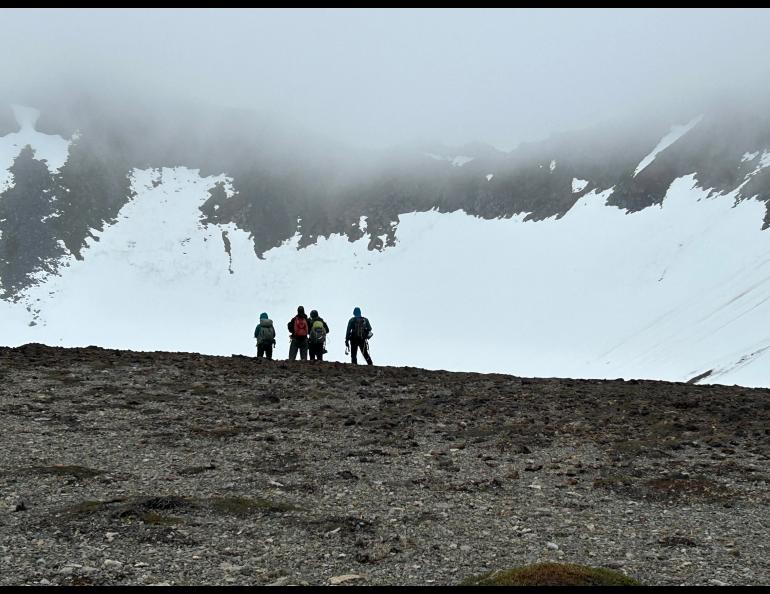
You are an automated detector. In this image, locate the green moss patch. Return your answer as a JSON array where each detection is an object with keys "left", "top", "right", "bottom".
[
  {"left": 594, "top": 470, "right": 735, "bottom": 502},
  {"left": 140, "top": 511, "right": 185, "bottom": 526},
  {"left": 61, "top": 498, "right": 127, "bottom": 517},
  {"left": 207, "top": 496, "right": 298, "bottom": 516},
  {"left": 645, "top": 475, "right": 733, "bottom": 501},
  {"left": 461, "top": 563, "right": 642, "bottom": 586},
  {"left": 59, "top": 494, "right": 296, "bottom": 524}
]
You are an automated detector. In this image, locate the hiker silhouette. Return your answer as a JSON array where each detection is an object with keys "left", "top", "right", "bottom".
[
  {"left": 287, "top": 306, "right": 310, "bottom": 361},
  {"left": 345, "top": 307, "right": 373, "bottom": 365},
  {"left": 308, "top": 309, "right": 330, "bottom": 361},
  {"left": 254, "top": 312, "right": 276, "bottom": 359}
]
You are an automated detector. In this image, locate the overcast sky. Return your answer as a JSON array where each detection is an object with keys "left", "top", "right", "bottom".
[{"left": 2, "top": 8, "right": 770, "bottom": 150}]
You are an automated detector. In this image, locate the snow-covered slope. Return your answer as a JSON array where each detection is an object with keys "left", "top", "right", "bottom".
[
  {"left": 2, "top": 106, "right": 770, "bottom": 388},
  {"left": 0, "top": 105, "right": 71, "bottom": 192},
  {"left": 633, "top": 115, "right": 703, "bottom": 177},
  {"left": 2, "top": 167, "right": 770, "bottom": 387}
]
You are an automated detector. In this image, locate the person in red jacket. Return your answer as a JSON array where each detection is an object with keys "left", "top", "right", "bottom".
[{"left": 287, "top": 306, "right": 310, "bottom": 361}]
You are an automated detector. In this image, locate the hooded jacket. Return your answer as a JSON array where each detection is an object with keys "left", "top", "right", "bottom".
[
  {"left": 288, "top": 307, "right": 310, "bottom": 339},
  {"left": 346, "top": 315, "right": 372, "bottom": 342},
  {"left": 255, "top": 317, "right": 276, "bottom": 345},
  {"left": 309, "top": 312, "right": 330, "bottom": 334}
]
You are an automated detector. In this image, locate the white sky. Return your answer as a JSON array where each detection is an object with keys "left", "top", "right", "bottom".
[{"left": 2, "top": 8, "right": 770, "bottom": 150}]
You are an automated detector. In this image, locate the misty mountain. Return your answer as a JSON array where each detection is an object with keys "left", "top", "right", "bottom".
[
  {"left": 5, "top": 93, "right": 770, "bottom": 284},
  {"left": 2, "top": 93, "right": 770, "bottom": 386}
]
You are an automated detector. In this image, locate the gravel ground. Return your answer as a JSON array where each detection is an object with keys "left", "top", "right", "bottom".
[{"left": 1, "top": 343, "right": 768, "bottom": 586}]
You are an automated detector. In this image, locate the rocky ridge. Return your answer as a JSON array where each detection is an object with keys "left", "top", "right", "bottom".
[{"left": 1, "top": 344, "right": 768, "bottom": 585}]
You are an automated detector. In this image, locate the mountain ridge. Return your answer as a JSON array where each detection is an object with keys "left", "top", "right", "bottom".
[{"left": 2, "top": 96, "right": 770, "bottom": 387}]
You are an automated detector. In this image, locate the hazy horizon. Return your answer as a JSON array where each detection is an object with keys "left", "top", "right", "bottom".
[{"left": 2, "top": 8, "right": 770, "bottom": 151}]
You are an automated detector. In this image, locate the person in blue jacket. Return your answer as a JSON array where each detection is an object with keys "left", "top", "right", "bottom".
[{"left": 345, "top": 307, "right": 373, "bottom": 365}]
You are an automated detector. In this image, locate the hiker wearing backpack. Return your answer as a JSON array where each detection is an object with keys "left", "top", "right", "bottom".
[
  {"left": 345, "top": 306, "right": 373, "bottom": 365},
  {"left": 308, "top": 309, "right": 330, "bottom": 362},
  {"left": 254, "top": 312, "right": 276, "bottom": 359},
  {"left": 287, "top": 306, "right": 310, "bottom": 361}
]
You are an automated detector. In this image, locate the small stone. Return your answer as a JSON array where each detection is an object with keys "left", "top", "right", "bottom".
[
  {"left": 103, "top": 559, "right": 123, "bottom": 568},
  {"left": 220, "top": 562, "right": 243, "bottom": 572},
  {"left": 329, "top": 574, "right": 363, "bottom": 585},
  {"left": 546, "top": 542, "right": 559, "bottom": 550},
  {"left": 709, "top": 579, "right": 728, "bottom": 586}
]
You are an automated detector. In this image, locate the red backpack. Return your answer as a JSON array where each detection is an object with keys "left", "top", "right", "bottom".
[{"left": 293, "top": 317, "right": 308, "bottom": 337}]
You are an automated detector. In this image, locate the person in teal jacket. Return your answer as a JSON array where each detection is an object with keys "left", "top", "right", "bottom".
[{"left": 254, "top": 312, "right": 276, "bottom": 359}]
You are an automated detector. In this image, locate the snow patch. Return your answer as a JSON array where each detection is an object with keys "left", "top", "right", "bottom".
[
  {"left": 634, "top": 115, "right": 703, "bottom": 177},
  {"left": 0, "top": 105, "right": 72, "bottom": 192},
  {"left": 451, "top": 156, "right": 474, "bottom": 167},
  {"left": 572, "top": 178, "right": 589, "bottom": 193},
  {"left": 742, "top": 151, "right": 760, "bottom": 162},
  {"left": 738, "top": 150, "right": 770, "bottom": 191},
  {"left": 423, "top": 153, "right": 474, "bottom": 167}
]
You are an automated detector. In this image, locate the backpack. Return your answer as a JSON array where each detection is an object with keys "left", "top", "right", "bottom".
[
  {"left": 293, "top": 316, "right": 308, "bottom": 338},
  {"left": 309, "top": 319, "right": 326, "bottom": 344},
  {"left": 257, "top": 324, "right": 275, "bottom": 345},
  {"left": 353, "top": 317, "right": 368, "bottom": 340}
]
